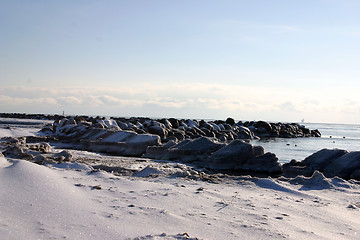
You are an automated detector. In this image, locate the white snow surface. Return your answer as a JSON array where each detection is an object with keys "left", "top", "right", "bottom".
[
  {"left": 0, "top": 118, "right": 51, "bottom": 138},
  {"left": 1, "top": 155, "right": 360, "bottom": 240}
]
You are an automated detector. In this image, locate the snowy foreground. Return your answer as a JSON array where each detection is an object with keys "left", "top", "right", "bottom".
[
  {"left": 2, "top": 153, "right": 360, "bottom": 240},
  {"left": 1, "top": 118, "right": 360, "bottom": 239}
]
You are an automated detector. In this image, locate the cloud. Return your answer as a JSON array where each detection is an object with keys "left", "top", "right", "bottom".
[
  {"left": 280, "top": 101, "right": 297, "bottom": 112},
  {"left": 0, "top": 94, "right": 57, "bottom": 106},
  {"left": 1, "top": 84, "right": 360, "bottom": 123},
  {"left": 57, "top": 96, "right": 83, "bottom": 105}
]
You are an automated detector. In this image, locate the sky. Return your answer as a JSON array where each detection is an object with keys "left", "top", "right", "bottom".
[{"left": 1, "top": 0, "right": 360, "bottom": 123}]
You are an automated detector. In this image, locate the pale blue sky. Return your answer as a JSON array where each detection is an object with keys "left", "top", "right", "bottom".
[{"left": 1, "top": 0, "right": 360, "bottom": 123}]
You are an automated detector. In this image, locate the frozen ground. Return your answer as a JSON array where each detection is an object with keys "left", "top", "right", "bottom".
[
  {"left": 1, "top": 118, "right": 360, "bottom": 239},
  {"left": 1, "top": 152, "right": 360, "bottom": 239},
  {"left": 0, "top": 118, "right": 52, "bottom": 138}
]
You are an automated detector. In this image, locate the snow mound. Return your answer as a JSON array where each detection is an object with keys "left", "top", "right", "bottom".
[
  {"left": 132, "top": 164, "right": 195, "bottom": 178},
  {"left": 0, "top": 155, "right": 12, "bottom": 167},
  {"left": 255, "top": 177, "right": 305, "bottom": 195},
  {"left": 0, "top": 159, "right": 122, "bottom": 239},
  {"left": 46, "top": 161, "right": 94, "bottom": 171},
  {"left": 288, "top": 170, "right": 353, "bottom": 190}
]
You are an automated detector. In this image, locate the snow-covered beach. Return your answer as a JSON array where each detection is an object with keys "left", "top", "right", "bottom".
[{"left": 1, "top": 117, "right": 360, "bottom": 239}]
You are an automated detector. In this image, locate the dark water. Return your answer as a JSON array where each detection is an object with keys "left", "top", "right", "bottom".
[{"left": 254, "top": 122, "right": 360, "bottom": 164}]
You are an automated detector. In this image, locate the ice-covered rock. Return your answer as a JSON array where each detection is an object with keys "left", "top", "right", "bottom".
[
  {"left": 143, "top": 140, "right": 178, "bottom": 159},
  {"left": 207, "top": 140, "right": 281, "bottom": 173},
  {"left": 301, "top": 149, "right": 348, "bottom": 170},
  {"left": 235, "top": 126, "right": 254, "bottom": 140},
  {"left": 283, "top": 148, "right": 360, "bottom": 180},
  {"left": 148, "top": 125, "right": 168, "bottom": 142},
  {"left": 3, "top": 144, "right": 34, "bottom": 160},
  {"left": 323, "top": 151, "right": 360, "bottom": 179},
  {"left": 132, "top": 164, "right": 194, "bottom": 178},
  {"left": 82, "top": 130, "right": 161, "bottom": 157},
  {"left": 161, "top": 137, "right": 225, "bottom": 163},
  {"left": 102, "top": 118, "right": 121, "bottom": 130}
]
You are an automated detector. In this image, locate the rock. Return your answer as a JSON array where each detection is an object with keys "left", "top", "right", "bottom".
[
  {"left": 40, "top": 123, "right": 54, "bottom": 134},
  {"left": 301, "top": 149, "right": 348, "bottom": 171},
  {"left": 207, "top": 140, "right": 264, "bottom": 170},
  {"left": 185, "top": 119, "right": 199, "bottom": 129},
  {"left": 1, "top": 136, "right": 26, "bottom": 146},
  {"left": 168, "top": 118, "right": 180, "bottom": 128},
  {"left": 54, "top": 150, "right": 73, "bottom": 162},
  {"left": 255, "top": 120, "right": 272, "bottom": 132},
  {"left": 225, "top": 117, "right": 235, "bottom": 126},
  {"left": 116, "top": 121, "right": 129, "bottom": 130},
  {"left": 235, "top": 126, "right": 254, "bottom": 140},
  {"left": 222, "top": 123, "right": 233, "bottom": 130},
  {"left": 311, "top": 129, "right": 321, "bottom": 137},
  {"left": 92, "top": 122, "right": 105, "bottom": 129},
  {"left": 158, "top": 118, "right": 173, "bottom": 129},
  {"left": 207, "top": 140, "right": 281, "bottom": 174},
  {"left": 3, "top": 145, "right": 34, "bottom": 160},
  {"left": 143, "top": 140, "right": 178, "bottom": 159},
  {"left": 148, "top": 125, "right": 168, "bottom": 142},
  {"left": 27, "top": 142, "right": 51, "bottom": 153},
  {"left": 161, "top": 137, "right": 225, "bottom": 163},
  {"left": 282, "top": 161, "right": 314, "bottom": 178},
  {"left": 32, "top": 154, "right": 50, "bottom": 165},
  {"left": 350, "top": 169, "right": 360, "bottom": 180},
  {"left": 103, "top": 118, "right": 120, "bottom": 130},
  {"left": 200, "top": 122, "right": 214, "bottom": 131},
  {"left": 283, "top": 148, "right": 360, "bottom": 180},
  {"left": 82, "top": 130, "right": 161, "bottom": 157},
  {"left": 168, "top": 129, "right": 186, "bottom": 141},
  {"left": 323, "top": 151, "right": 360, "bottom": 179},
  {"left": 245, "top": 152, "right": 282, "bottom": 174},
  {"left": 199, "top": 128, "right": 215, "bottom": 138},
  {"left": 208, "top": 122, "right": 221, "bottom": 131},
  {"left": 255, "top": 127, "right": 271, "bottom": 137},
  {"left": 135, "top": 129, "right": 147, "bottom": 134}
]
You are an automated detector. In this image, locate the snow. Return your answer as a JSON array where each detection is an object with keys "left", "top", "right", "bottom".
[
  {"left": 0, "top": 118, "right": 52, "bottom": 138},
  {"left": 1, "top": 154, "right": 360, "bottom": 240},
  {"left": 1, "top": 119, "right": 360, "bottom": 239}
]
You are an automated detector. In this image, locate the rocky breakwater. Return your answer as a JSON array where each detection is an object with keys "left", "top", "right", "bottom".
[
  {"left": 43, "top": 116, "right": 320, "bottom": 143},
  {"left": 283, "top": 149, "right": 360, "bottom": 180},
  {"left": 40, "top": 116, "right": 320, "bottom": 175}
]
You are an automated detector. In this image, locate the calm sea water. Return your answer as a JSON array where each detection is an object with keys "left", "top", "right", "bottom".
[{"left": 254, "top": 122, "right": 360, "bottom": 164}]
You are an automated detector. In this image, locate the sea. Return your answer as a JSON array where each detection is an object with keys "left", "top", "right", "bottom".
[
  {"left": 1, "top": 118, "right": 360, "bottom": 164},
  {"left": 254, "top": 122, "right": 360, "bottom": 163}
]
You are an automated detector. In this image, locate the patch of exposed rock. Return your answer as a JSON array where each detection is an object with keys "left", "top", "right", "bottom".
[
  {"left": 144, "top": 137, "right": 282, "bottom": 175},
  {"left": 283, "top": 148, "right": 360, "bottom": 180}
]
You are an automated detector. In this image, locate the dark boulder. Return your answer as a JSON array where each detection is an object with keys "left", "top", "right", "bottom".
[
  {"left": 302, "top": 149, "right": 348, "bottom": 170},
  {"left": 168, "top": 118, "right": 180, "bottom": 129},
  {"left": 148, "top": 125, "right": 168, "bottom": 142},
  {"left": 255, "top": 121, "right": 272, "bottom": 132},
  {"left": 161, "top": 137, "right": 225, "bottom": 163},
  {"left": 225, "top": 117, "right": 235, "bottom": 126},
  {"left": 207, "top": 140, "right": 281, "bottom": 174},
  {"left": 283, "top": 148, "right": 360, "bottom": 180},
  {"left": 323, "top": 151, "right": 360, "bottom": 179}
]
